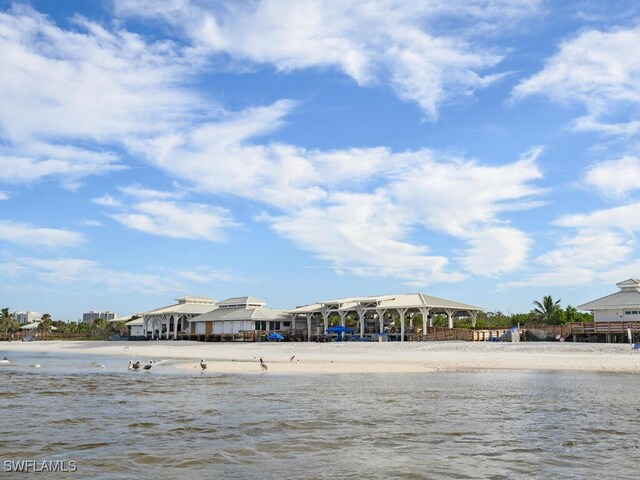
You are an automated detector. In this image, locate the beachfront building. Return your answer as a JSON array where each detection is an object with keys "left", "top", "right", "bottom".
[
  {"left": 124, "top": 317, "right": 145, "bottom": 337},
  {"left": 187, "top": 297, "right": 290, "bottom": 341},
  {"left": 83, "top": 310, "right": 117, "bottom": 323},
  {"left": 288, "top": 293, "right": 484, "bottom": 342},
  {"left": 14, "top": 311, "right": 41, "bottom": 324},
  {"left": 142, "top": 296, "right": 216, "bottom": 340},
  {"left": 578, "top": 279, "right": 640, "bottom": 322}
]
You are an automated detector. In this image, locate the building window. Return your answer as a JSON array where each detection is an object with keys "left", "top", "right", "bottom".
[
  {"left": 255, "top": 321, "right": 267, "bottom": 330},
  {"left": 272, "top": 321, "right": 281, "bottom": 330},
  {"left": 625, "top": 311, "right": 632, "bottom": 315}
]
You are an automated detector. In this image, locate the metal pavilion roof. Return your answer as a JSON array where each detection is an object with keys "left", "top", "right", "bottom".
[{"left": 287, "top": 293, "right": 484, "bottom": 314}]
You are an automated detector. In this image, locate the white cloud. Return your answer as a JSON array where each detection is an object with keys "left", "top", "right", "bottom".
[
  {"left": 6, "top": 255, "right": 252, "bottom": 295},
  {"left": 0, "top": 5, "right": 201, "bottom": 185},
  {"left": 267, "top": 191, "right": 464, "bottom": 285},
  {"left": 92, "top": 194, "right": 122, "bottom": 208},
  {"left": 110, "top": 200, "right": 237, "bottom": 241},
  {"left": 0, "top": 191, "right": 7, "bottom": 200},
  {"left": 584, "top": 156, "right": 640, "bottom": 199},
  {"left": 555, "top": 202, "right": 640, "bottom": 232},
  {"left": 129, "top": 99, "right": 543, "bottom": 281},
  {"left": 512, "top": 27, "right": 640, "bottom": 135},
  {"left": 82, "top": 220, "right": 103, "bottom": 227},
  {"left": 0, "top": 220, "right": 84, "bottom": 248},
  {"left": 507, "top": 203, "right": 640, "bottom": 287},
  {"left": 117, "top": 185, "right": 186, "bottom": 201},
  {"left": 15, "top": 257, "right": 185, "bottom": 294},
  {"left": 20, "top": 258, "right": 96, "bottom": 283},
  {"left": 115, "top": 0, "right": 541, "bottom": 117},
  {"left": 458, "top": 227, "right": 531, "bottom": 275}
]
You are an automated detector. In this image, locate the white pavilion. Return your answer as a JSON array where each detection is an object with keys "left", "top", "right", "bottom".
[{"left": 288, "top": 293, "right": 484, "bottom": 342}]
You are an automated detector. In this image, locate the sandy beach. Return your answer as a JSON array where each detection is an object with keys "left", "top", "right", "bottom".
[{"left": 3, "top": 340, "right": 640, "bottom": 374}]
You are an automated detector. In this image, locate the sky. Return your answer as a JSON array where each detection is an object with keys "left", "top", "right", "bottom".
[{"left": 2, "top": 0, "right": 640, "bottom": 320}]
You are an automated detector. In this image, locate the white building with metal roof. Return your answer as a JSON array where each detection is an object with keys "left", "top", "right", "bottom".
[
  {"left": 578, "top": 279, "right": 640, "bottom": 322},
  {"left": 288, "top": 293, "right": 484, "bottom": 342},
  {"left": 187, "top": 296, "right": 290, "bottom": 339}
]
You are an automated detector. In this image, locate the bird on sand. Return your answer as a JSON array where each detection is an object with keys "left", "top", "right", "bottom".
[
  {"left": 259, "top": 357, "right": 268, "bottom": 371},
  {"left": 200, "top": 359, "right": 207, "bottom": 371},
  {"left": 143, "top": 361, "right": 152, "bottom": 371},
  {"left": 0, "top": 356, "right": 10, "bottom": 364},
  {"left": 290, "top": 355, "right": 296, "bottom": 362},
  {"left": 129, "top": 360, "right": 141, "bottom": 371}
]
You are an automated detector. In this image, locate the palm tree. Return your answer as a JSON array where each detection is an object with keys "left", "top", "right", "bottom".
[
  {"left": 533, "top": 296, "right": 562, "bottom": 324},
  {"left": 38, "top": 313, "right": 53, "bottom": 335},
  {"left": 1, "top": 307, "right": 18, "bottom": 338}
]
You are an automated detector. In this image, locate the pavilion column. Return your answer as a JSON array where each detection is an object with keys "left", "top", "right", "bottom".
[
  {"left": 338, "top": 310, "right": 347, "bottom": 327},
  {"left": 306, "top": 313, "right": 312, "bottom": 342},
  {"left": 356, "top": 306, "right": 365, "bottom": 338},
  {"left": 445, "top": 309, "right": 455, "bottom": 329},
  {"left": 166, "top": 315, "right": 171, "bottom": 340},
  {"left": 148, "top": 318, "right": 153, "bottom": 339},
  {"left": 470, "top": 311, "right": 478, "bottom": 328},
  {"left": 174, "top": 316, "right": 179, "bottom": 340},
  {"left": 419, "top": 307, "right": 431, "bottom": 337},
  {"left": 322, "top": 307, "right": 329, "bottom": 335},
  {"left": 290, "top": 314, "right": 296, "bottom": 334},
  {"left": 376, "top": 308, "right": 386, "bottom": 334},
  {"left": 398, "top": 308, "right": 407, "bottom": 342}
]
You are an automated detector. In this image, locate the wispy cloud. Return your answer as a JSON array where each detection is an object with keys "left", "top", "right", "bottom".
[
  {"left": 584, "top": 156, "right": 640, "bottom": 200},
  {"left": 110, "top": 200, "right": 238, "bottom": 241},
  {"left": 129, "top": 99, "right": 544, "bottom": 283},
  {"left": 506, "top": 202, "right": 640, "bottom": 287},
  {"left": 0, "top": 220, "right": 84, "bottom": 248},
  {"left": 115, "top": 0, "right": 541, "bottom": 118},
  {"left": 0, "top": 5, "right": 203, "bottom": 186},
  {"left": 6, "top": 256, "right": 252, "bottom": 295},
  {"left": 512, "top": 26, "right": 640, "bottom": 136}
]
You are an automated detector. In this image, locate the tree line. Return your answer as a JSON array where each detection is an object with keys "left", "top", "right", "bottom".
[{"left": 0, "top": 308, "right": 127, "bottom": 340}]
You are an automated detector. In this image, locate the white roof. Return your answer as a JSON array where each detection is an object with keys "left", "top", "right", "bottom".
[
  {"left": 143, "top": 302, "right": 216, "bottom": 317},
  {"left": 125, "top": 317, "right": 144, "bottom": 326},
  {"left": 216, "top": 296, "right": 266, "bottom": 308},
  {"left": 175, "top": 295, "right": 215, "bottom": 305},
  {"left": 288, "top": 293, "right": 483, "bottom": 314},
  {"left": 20, "top": 321, "right": 41, "bottom": 330},
  {"left": 19, "top": 322, "right": 57, "bottom": 331},
  {"left": 578, "top": 279, "right": 640, "bottom": 310},
  {"left": 189, "top": 306, "right": 289, "bottom": 323}
]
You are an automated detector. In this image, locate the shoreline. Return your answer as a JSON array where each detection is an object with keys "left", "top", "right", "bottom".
[{"left": 3, "top": 340, "right": 640, "bottom": 375}]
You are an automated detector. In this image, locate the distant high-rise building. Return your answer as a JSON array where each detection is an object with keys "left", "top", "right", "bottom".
[
  {"left": 14, "top": 311, "right": 41, "bottom": 324},
  {"left": 82, "top": 311, "right": 117, "bottom": 323}
]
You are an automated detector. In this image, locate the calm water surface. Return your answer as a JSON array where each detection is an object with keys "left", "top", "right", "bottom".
[{"left": 1, "top": 352, "right": 639, "bottom": 479}]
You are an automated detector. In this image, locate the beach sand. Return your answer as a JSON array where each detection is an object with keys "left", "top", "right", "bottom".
[{"left": 3, "top": 340, "right": 640, "bottom": 374}]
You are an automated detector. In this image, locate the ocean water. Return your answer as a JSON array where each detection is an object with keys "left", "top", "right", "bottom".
[{"left": 1, "top": 353, "right": 639, "bottom": 479}]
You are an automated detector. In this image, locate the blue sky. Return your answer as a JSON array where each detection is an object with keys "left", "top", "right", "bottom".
[{"left": 2, "top": 0, "right": 640, "bottom": 320}]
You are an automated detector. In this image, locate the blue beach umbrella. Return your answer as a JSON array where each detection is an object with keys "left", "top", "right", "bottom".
[{"left": 267, "top": 332, "right": 284, "bottom": 341}]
